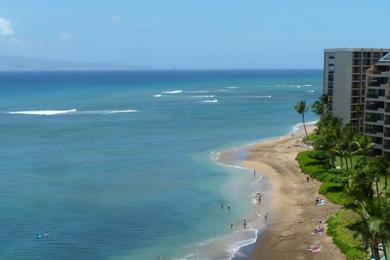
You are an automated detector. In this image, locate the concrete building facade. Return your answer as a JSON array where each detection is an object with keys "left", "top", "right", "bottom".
[
  {"left": 364, "top": 52, "right": 390, "bottom": 157},
  {"left": 323, "top": 48, "right": 389, "bottom": 131}
]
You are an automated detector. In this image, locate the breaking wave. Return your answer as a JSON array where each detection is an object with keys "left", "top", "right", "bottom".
[
  {"left": 191, "top": 95, "right": 215, "bottom": 98},
  {"left": 162, "top": 90, "right": 182, "bottom": 94},
  {"left": 7, "top": 109, "right": 138, "bottom": 116},
  {"left": 202, "top": 99, "right": 218, "bottom": 103},
  {"left": 8, "top": 109, "right": 77, "bottom": 116}
]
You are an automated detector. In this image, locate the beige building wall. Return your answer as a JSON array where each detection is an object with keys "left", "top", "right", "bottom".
[{"left": 323, "top": 48, "right": 389, "bottom": 129}]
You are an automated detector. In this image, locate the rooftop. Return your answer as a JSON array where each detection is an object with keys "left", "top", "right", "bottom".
[
  {"left": 379, "top": 52, "right": 390, "bottom": 63},
  {"left": 324, "top": 48, "right": 389, "bottom": 53}
]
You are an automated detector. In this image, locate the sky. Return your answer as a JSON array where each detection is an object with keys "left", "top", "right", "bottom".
[{"left": 0, "top": 0, "right": 389, "bottom": 69}]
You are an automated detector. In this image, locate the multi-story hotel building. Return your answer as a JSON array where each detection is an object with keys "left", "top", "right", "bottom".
[
  {"left": 323, "top": 48, "right": 389, "bottom": 131},
  {"left": 364, "top": 52, "right": 390, "bottom": 157}
]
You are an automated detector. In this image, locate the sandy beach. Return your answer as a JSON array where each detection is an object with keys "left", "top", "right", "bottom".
[{"left": 219, "top": 125, "right": 346, "bottom": 260}]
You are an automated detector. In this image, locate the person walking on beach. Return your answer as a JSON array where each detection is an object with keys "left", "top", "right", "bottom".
[
  {"left": 243, "top": 219, "right": 247, "bottom": 229},
  {"left": 264, "top": 212, "right": 269, "bottom": 222},
  {"left": 253, "top": 169, "right": 256, "bottom": 176}
]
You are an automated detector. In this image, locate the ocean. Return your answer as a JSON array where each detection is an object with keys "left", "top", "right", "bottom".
[{"left": 0, "top": 70, "right": 321, "bottom": 259}]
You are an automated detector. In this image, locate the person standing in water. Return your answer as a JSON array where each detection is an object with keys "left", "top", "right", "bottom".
[
  {"left": 243, "top": 219, "right": 247, "bottom": 229},
  {"left": 253, "top": 169, "right": 256, "bottom": 176},
  {"left": 230, "top": 223, "right": 233, "bottom": 230}
]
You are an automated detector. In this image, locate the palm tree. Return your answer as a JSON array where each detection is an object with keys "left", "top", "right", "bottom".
[
  {"left": 294, "top": 100, "right": 309, "bottom": 140},
  {"left": 312, "top": 94, "right": 328, "bottom": 118},
  {"left": 352, "top": 135, "right": 375, "bottom": 163},
  {"left": 353, "top": 201, "right": 383, "bottom": 260},
  {"left": 364, "top": 157, "right": 389, "bottom": 202}
]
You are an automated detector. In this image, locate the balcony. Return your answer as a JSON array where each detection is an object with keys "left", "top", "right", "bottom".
[
  {"left": 366, "top": 107, "right": 385, "bottom": 113},
  {"left": 365, "top": 114, "right": 384, "bottom": 125},
  {"left": 367, "top": 96, "right": 385, "bottom": 102},
  {"left": 375, "top": 143, "right": 383, "bottom": 150}
]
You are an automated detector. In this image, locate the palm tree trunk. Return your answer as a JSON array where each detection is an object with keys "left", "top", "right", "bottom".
[
  {"left": 301, "top": 113, "right": 308, "bottom": 141},
  {"left": 375, "top": 180, "right": 380, "bottom": 200},
  {"left": 349, "top": 156, "right": 353, "bottom": 169},
  {"left": 373, "top": 242, "right": 381, "bottom": 260},
  {"left": 382, "top": 239, "right": 388, "bottom": 260}
]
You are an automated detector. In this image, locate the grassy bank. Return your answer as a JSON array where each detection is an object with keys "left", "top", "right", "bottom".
[{"left": 296, "top": 150, "right": 367, "bottom": 260}]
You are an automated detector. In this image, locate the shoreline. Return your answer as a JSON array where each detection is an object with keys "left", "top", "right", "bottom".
[{"left": 217, "top": 124, "right": 345, "bottom": 259}]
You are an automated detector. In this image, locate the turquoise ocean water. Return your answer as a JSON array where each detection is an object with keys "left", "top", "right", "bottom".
[{"left": 0, "top": 70, "right": 320, "bottom": 259}]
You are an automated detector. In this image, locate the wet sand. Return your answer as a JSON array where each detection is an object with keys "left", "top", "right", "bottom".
[{"left": 242, "top": 128, "right": 345, "bottom": 260}]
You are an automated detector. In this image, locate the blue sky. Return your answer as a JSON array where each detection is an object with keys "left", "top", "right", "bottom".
[{"left": 0, "top": 0, "right": 389, "bottom": 69}]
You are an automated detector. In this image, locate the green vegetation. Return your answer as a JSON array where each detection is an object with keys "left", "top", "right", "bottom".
[
  {"left": 327, "top": 210, "right": 366, "bottom": 260},
  {"left": 294, "top": 100, "right": 309, "bottom": 140},
  {"left": 294, "top": 95, "right": 390, "bottom": 260}
]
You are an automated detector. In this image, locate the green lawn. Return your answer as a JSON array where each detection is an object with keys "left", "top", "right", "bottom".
[{"left": 334, "top": 156, "right": 361, "bottom": 169}]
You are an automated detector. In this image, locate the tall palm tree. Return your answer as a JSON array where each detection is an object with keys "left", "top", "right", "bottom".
[
  {"left": 353, "top": 201, "right": 383, "bottom": 260},
  {"left": 294, "top": 100, "right": 309, "bottom": 140},
  {"left": 364, "top": 157, "right": 389, "bottom": 202},
  {"left": 312, "top": 94, "right": 328, "bottom": 118}
]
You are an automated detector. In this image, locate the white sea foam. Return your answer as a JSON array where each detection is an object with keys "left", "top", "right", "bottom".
[
  {"left": 186, "top": 229, "right": 258, "bottom": 260},
  {"left": 302, "top": 84, "right": 313, "bottom": 87},
  {"left": 202, "top": 99, "right": 218, "bottom": 103},
  {"left": 306, "top": 90, "right": 315, "bottom": 93},
  {"left": 216, "top": 89, "right": 229, "bottom": 92},
  {"left": 97, "top": 109, "right": 138, "bottom": 114},
  {"left": 186, "top": 90, "right": 210, "bottom": 93},
  {"left": 226, "top": 86, "right": 238, "bottom": 89},
  {"left": 250, "top": 95, "right": 272, "bottom": 98},
  {"left": 7, "top": 109, "right": 138, "bottom": 116},
  {"left": 291, "top": 120, "right": 319, "bottom": 134},
  {"left": 8, "top": 109, "right": 77, "bottom": 116},
  {"left": 162, "top": 90, "right": 182, "bottom": 94},
  {"left": 209, "top": 151, "right": 221, "bottom": 160},
  {"left": 191, "top": 95, "right": 215, "bottom": 98},
  {"left": 153, "top": 94, "right": 162, "bottom": 97}
]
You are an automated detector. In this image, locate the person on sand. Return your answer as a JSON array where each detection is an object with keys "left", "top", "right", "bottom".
[
  {"left": 257, "top": 193, "right": 263, "bottom": 204},
  {"left": 264, "top": 212, "right": 269, "bottom": 222}
]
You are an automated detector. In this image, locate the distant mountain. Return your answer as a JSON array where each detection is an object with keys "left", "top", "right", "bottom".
[{"left": 0, "top": 56, "right": 143, "bottom": 71}]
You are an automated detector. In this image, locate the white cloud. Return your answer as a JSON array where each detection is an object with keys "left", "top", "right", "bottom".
[
  {"left": 110, "top": 16, "right": 121, "bottom": 24},
  {"left": 58, "top": 32, "right": 71, "bottom": 41},
  {"left": 0, "top": 17, "right": 14, "bottom": 36}
]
